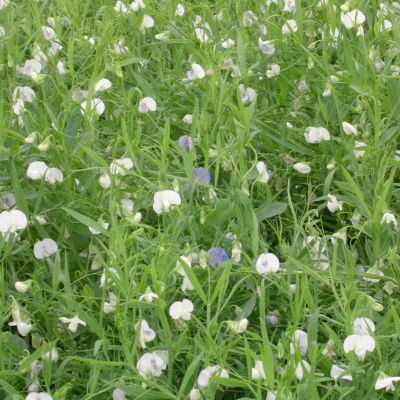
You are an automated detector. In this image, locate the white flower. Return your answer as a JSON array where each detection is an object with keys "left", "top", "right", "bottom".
[
  {"left": 139, "top": 287, "right": 159, "bottom": 303},
  {"left": 15, "top": 280, "right": 32, "bottom": 293},
  {"left": 330, "top": 364, "right": 352, "bottom": 381},
  {"left": 266, "top": 391, "right": 277, "bottom": 400},
  {"left": 84, "top": 35, "right": 96, "bottom": 45},
  {"left": 239, "top": 84, "right": 256, "bottom": 103},
  {"left": 100, "top": 267, "right": 119, "bottom": 287},
  {"left": 112, "top": 388, "right": 126, "bottom": 400},
  {"left": 352, "top": 317, "right": 375, "bottom": 335},
  {"left": 120, "top": 198, "right": 134, "bottom": 215},
  {"left": 266, "top": 64, "right": 280, "bottom": 78},
  {"left": 227, "top": 318, "right": 249, "bottom": 334},
  {"left": 175, "top": 4, "right": 185, "bottom": 16},
  {"left": 23, "top": 59, "right": 42, "bottom": 79},
  {"left": 293, "top": 329, "right": 308, "bottom": 355},
  {"left": 221, "top": 38, "right": 235, "bottom": 49},
  {"left": 181, "top": 277, "right": 194, "bottom": 292},
  {"left": 138, "top": 96, "right": 157, "bottom": 113},
  {"left": 183, "top": 114, "right": 193, "bottom": 124},
  {"left": 169, "top": 299, "right": 194, "bottom": 320},
  {"left": 59, "top": 315, "right": 86, "bottom": 332},
  {"left": 193, "top": 15, "right": 202, "bottom": 26},
  {"left": 26, "top": 393, "right": 53, "bottom": 400},
  {"left": 295, "top": 360, "right": 311, "bottom": 380},
  {"left": 45, "top": 167, "right": 63, "bottom": 184},
  {"left": 137, "top": 350, "right": 168, "bottom": 378},
  {"left": 197, "top": 365, "right": 229, "bottom": 389},
  {"left": 114, "top": 39, "right": 128, "bottom": 54},
  {"left": 9, "top": 304, "right": 32, "bottom": 336},
  {"left": 194, "top": 28, "right": 209, "bottom": 42},
  {"left": 13, "top": 86, "right": 36, "bottom": 103},
  {"left": 256, "top": 161, "right": 272, "bottom": 183},
  {"left": 132, "top": 212, "right": 142, "bottom": 224},
  {"left": 176, "top": 255, "right": 191, "bottom": 276},
  {"left": 380, "top": 19, "right": 392, "bottom": 32},
  {"left": 57, "top": 60, "right": 66, "bottom": 75},
  {"left": 255, "top": 252, "right": 280, "bottom": 274},
  {"left": 353, "top": 141, "right": 366, "bottom": 158},
  {"left": 103, "top": 292, "right": 118, "bottom": 313},
  {"left": 232, "top": 242, "right": 242, "bottom": 262},
  {"left": 130, "top": 0, "right": 145, "bottom": 11},
  {"left": 187, "top": 63, "right": 206, "bottom": 80},
  {"left": 266, "top": 314, "right": 279, "bottom": 326},
  {"left": 0, "top": 209, "right": 28, "bottom": 235},
  {"left": 375, "top": 373, "right": 400, "bottom": 392},
  {"left": 0, "top": 0, "right": 9, "bottom": 10},
  {"left": 41, "top": 26, "right": 57, "bottom": 41},
  {"left": 243, "top": 10, "right": 257, "bottom": 26},
  {"left": 341, "top": 10, "right": 366, "bottom": 29},
  {"left": 13, "top": 99, "right": 26, "bottom": 115},
  {"left": 99, "top": 174, "right": 111, "bottom": 188},
  {"left": 343, "top": 334, "right": 375, "bottom": 360},
  {"left": 33, "top": 238, "right": 58, "bottom": 259},
  {"left": 258, "top": 38, "right": 275, "bottom": 55},
  {"left": 304, "top": 126, "right": 331, "bottom": 143},
  {"left": 80, "top": 98, "right": 105, "bottom": 116},
  {"left": 114, "top": 0, "right": 128, "bottom": 13},
  {"left": 189, "top": 388, "right": 201, "bottom": 400},
  {"left": 282, "top": 19, "right": 298, "bottom": 34},
  {"left": 136, "top": 319, "right": 156, "bottom": 348},
  {"left": 141, "top": 15, "right": 154, "bottom": 31},
  {"left": 27, "top": 161, "right": 48, "bottom": 180},
  {"left": 283, "top": 0, "right": 296, "bottom": 13},
  {"left": 293, "top": 162, "right": 311, "bottom": 174},
  {"left": 327, "top": 194, "right": 343, "bottom": 213},
  {"left": 322, "top": 83, "right": 331, "bottom": 97},
  {"left": 251, "top": 360, "right": 266, "bottom": 380},
  {"left": 95, "top": 78, "right": 112, "bottom": 92},
  {"left": 342, "top": 121, "right": 357, "bottom": 135},
  {"left": 153, "top": 190, "right": 181, "bottom": 214},
  {"left": 43, "top": 348, "right": 59, "bottom": 363},
  {"left": 49, "top": 40, "right": 62, "bottom": 56},
  {"left": 89, "top": 221, "right": 109, "bottom": 235},
  {"left": 110, "top": 157, "right": 134, "bottom": 175},
  {"left": 381, "top": 212, "right": 397, "bottom": 227}
]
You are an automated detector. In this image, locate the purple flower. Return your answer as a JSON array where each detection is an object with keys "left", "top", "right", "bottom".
[
  {"left": 208, "top": 247, "right": 229, "bottom": 266},
  {"left": 193, "top": 167, "right": 211, "bottom": 184},
  {"left": 177, "top": 135, "right": 193, "bottom": 152}
]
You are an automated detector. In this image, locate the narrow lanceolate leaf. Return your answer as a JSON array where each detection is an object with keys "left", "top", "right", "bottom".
[
  {"left": 255, "top": 201, "right": 288, "bottom": 222},
  {"left": 259, "top": 280, "right": 275, "bottom": 388},
  {"left": 62, "top": 207, "right": 110, "bottom": 237}
]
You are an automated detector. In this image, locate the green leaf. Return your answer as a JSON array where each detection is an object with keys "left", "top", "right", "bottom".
[
  {"left": 179, "top": 261, "right": 208, "bottom": 305},
  {"left": 205, "top": 198, "right": 236, "bottom": 228},
  {"left": 132, "top": 71, "right": 156, "bottom": 98},
  {"left": 62, "top": 207, "right": 110, "bottom": 237},
  {"left": 64, "top": 107, "right": 82, "bottom": 149},
  {"left": 340, "top": 167, "right": 371, "bottom": 218},
  {"left": 0, "top": 379, "right": 23, "bottom": 399},
  {"left": 11, "top": 160, "right": 28, "bottom": 214},
  {"left": 177, "top": 352, "right": 204, "bottom": 397},
  {"left": 255, "top": 201, "right": 287, "bottom": 222},
  {"left": 259, "top": 280, "right": 275, "bottom": 388}
]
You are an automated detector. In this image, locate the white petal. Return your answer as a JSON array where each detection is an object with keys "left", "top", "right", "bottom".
[{"left": 343, "top": 335, "right": 358, "bottom": 353}]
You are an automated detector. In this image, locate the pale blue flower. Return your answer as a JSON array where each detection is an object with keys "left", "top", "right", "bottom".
[{"left": 208, "top": 247, "right": 229, "bottom": 266}]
